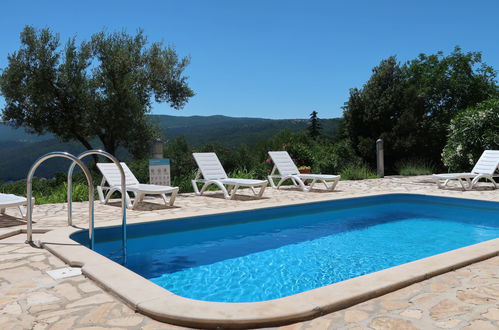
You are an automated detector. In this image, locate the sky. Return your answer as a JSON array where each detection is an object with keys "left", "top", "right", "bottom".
[{"left": 0, "top": 0, "right": 498, "bottom": 119}]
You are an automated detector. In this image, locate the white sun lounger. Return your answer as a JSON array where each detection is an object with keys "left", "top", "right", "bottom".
[
  {"left": 0, "top": 193, "right": 33, "bottom": 219},
  {"left": 267, "top": 151, "right": 340, "bottom": 192},
  {"left": 433, "top": 150, "right": 499, "bottom": 190},
  {"left": 97, "top": 162, "right": 178, "bottom": 209},
  {"left": 192, "top": 153, "right": 267, "bottom": 199}
]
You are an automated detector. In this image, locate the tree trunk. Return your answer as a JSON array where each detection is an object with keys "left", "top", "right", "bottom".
[{"left": 74, "top": 135, "right": 99, "bottom": 168}]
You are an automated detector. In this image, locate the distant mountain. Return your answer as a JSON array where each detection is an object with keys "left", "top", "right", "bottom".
[
  {"left": 151, "top": 115, "right": 341, "bottom": 146},
  {"left": 0, "top": 115, "right": 341, "bottom": 181}
]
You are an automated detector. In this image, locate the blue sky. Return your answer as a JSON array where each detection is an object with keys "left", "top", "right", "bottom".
[{"left": 1, "top": 0, "right": 498, "bottom": 119}]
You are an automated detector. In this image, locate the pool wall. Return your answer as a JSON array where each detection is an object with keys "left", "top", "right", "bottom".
[{"left": 38, "top": 193, "right": 499, "bottom": 329}]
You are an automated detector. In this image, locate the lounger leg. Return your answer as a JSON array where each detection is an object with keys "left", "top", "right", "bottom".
[
  {"left": 257, "top": 184, "right": 267, "bottom": 198},
  {"left": 293, "top": 176, "right": 308, "bottom": 192},
  {"left": 132, "top": 193, "right": 145, "bottom": 209},
  {"left": 250, "top": 186, "right": 257, "bottom": 195},
  {"left": 199, "top": 182, "right": 211, "bottom": 195},
  {"left": 160, "top": 193, "right": 168, "bottom": 205},
  {"left": 104, "top": 189, "right": 115, "bottom": 205},
  {"left": 18, "top": 206, "right": 27, "bottom": 218},
  {"left": 191, "top": 180, "right": 201, "bottom": 195},
  {"left": 229, "top": 184, "right": 240, "bottom": 199},
  {"left": 267, "top": 176, "right": 277, "bottom": 188},
  {"left": 97, "top": 186, "right": 104, "bottom": 203},
  {"left": 330, "top": 179, "right": 339, "bottom": 191},
  {"left": 168, "top": 190, "right": 177, "bottom": 206},
  {"left": 276, "top": 177, "right": 288, "bottom": 189}
]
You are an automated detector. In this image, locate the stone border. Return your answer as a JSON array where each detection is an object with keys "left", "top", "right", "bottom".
[{"left": 37, "top": 194, "right": 499, "bottom": 329}]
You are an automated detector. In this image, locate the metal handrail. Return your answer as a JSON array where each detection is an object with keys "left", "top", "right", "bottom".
[
  {"left": 67, "top": 150, "right": 127, "bottom": 255},
  {"left": 26, "top": 152, "right": 95, "bottom": 248}
]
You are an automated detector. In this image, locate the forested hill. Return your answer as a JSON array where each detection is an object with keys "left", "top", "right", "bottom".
[
  {"left": 0, "top": 114, "right": 341, "bottom": 181},
  {"left": 151, "top": 115, "right": 340, "bottom": 146}
]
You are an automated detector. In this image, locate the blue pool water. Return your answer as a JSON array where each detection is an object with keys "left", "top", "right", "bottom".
[{"left": 71, "top": 194, "right": 499, "bottom": 302}]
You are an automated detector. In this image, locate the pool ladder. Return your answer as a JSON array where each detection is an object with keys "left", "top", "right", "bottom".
[{"left": 25, "top": 150, "right": 127, "bottom": 259}]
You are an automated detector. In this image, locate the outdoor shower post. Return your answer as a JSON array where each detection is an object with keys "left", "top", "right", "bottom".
[
  {"left": 376, "top": 138, "right": 384, "bottom": 178},
  {"left": 152, "top": 139, "right": 164, "bottom": 159}
]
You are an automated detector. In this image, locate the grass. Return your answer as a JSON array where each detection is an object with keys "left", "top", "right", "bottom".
[
  {"left": 340, "top": 163, "right": 378, "bottom": 180},
  {"left": 396, "top": 159, "right": 435, "bottom": 176}
]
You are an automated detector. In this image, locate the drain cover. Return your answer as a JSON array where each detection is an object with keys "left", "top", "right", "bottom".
[{"left": 46, "top": 267, "right": 82, "bottom": 280}]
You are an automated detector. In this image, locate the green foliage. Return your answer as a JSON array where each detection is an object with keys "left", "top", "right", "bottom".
[
  {"left": 0, "top": 26, "right": 194, "bottom": 159},
  {"left": 396, "top": 158, "right": 436, "bottom": 176},
  {"left": 0, "top": 177, "right": 91, "bottom": 205},
  {"left": 339, "top": 164, "right": 377, "bottom": 180},
  {"left": 442, "top": 98, "right": 499, "bottom": 171},
  {"left": 343, "top": 47, "right": 498, "bottom": 170}
]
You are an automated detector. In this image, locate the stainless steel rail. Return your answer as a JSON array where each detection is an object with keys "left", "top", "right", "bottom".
[
  {"left": 26, "top": 152, "right": 95, "bottom": 248},
  {"left": 67, "top": 150, "right": 127, "bottom": 255}
]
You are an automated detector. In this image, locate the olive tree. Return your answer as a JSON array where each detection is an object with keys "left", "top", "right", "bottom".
[{"left": 0, "top": 26, "right": 194, "bottom": 158}]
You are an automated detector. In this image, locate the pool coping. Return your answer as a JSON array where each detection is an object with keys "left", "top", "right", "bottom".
[{"left": 37, "top": 192, "right": 499, "bottom": 329}]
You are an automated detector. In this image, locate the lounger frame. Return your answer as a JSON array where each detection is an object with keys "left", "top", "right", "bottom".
[
  {"left": 97, "top": 163, "right": 178, "bottom": 209},
  {"left": 191, "top": 153, "right": 267, "bottom": 200},
  {"left": 267, "top": 151, "right": 340, "bottom": 192}
]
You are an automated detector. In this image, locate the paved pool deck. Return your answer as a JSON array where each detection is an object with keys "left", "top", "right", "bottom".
[{"left": 0, "top": 175, "right": 498, "bottom": 329}]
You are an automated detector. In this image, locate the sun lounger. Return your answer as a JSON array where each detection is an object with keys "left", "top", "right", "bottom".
[
  {"left": 433, "top": 150, "right": 499, "bottom": 190},
  {"left": 97, "top": 162, "right": 178, "bottom": 209},
  {"left": 0, "top": 193, "right": 33, "bottom": 219},
  {"left": 192, "top": 153, "right": 267, "bottom": 199},
  {"left": 267, "top": 151, "right": 340, "bottom": 191}
]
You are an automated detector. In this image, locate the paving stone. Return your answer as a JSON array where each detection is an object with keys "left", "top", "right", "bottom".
[
  {"left": 26, "top": 291, "right": 60, "bottom": 306},
  {"left": 369, "top": 317, "right": 417, "bottom": 330},
  {"left": 1, "top": 301, "right": 22, "bottom": 314},
  {"left": 30, "top": 303, "right": 60, "bottom": 313},
  {"left": 37, "top": 307, "right": 88, "bottom": 320},
  {"left": 456, "top": 289, "right": 496, "bottom": 305},
  {"left": 399, "top": 309, "right": 423, "bottom": 319},
  {"left": 30, "top": 255, "right": 47, "bottom": 262},
  {"left": 343, "top": 310, "right": 369, "bottom": 322},
  {"left": 49, "top": 315, "right": 78, "bottom": 330},
  {"left": 380, "top": 300, "right": 411, "bottom": 311},
  {"left": 66, "top": 293, "right": 114, "bottom": 308},
  {"left": 482, "top": 307, "right": 499, "bottom": 321},
  {"left": 478, "top": 284, "right": 499, "bottom": 298},
  {"left": 107, "top": 316, "right": 144, "bottom": 327},
  {"left": 430, "top": 282, "right": 450, "bottom": 292},
  {"left": 54, "top": 283, "right": 81, "bottom": 301},
  {"left": 33, "top": 322, "right": 49, "bottom": 330},
  {"left": 0, "top": 266, "right": 42, "bottom": 283},
  {"left": 0, "top": 260, "right": 28, "bottom": 270},
  {"left": 79, "top": 303, "right": 115, "bottom": 324},
  {"left": 435, "top": 319, "right": 462, "bottom": 329},
  {"left": 78, "top": 281, "right": 100, "bottom": 293},
  {"left": 461, "top": 320, "right": 498, "bottom": 330},
  {"left": 429, "top": 299, "right": 471, "bottom": 320}
]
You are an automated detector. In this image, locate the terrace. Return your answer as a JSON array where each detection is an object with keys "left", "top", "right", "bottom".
[{"left": 0, "top": 175, "right": 498, "bottom": 329}]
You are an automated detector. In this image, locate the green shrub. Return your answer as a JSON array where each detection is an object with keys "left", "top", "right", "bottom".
[
  {"left": 442, "top": 98, "right": 499, "bottom": 171},
  {"left": 340, "top": 164, "right": 377, "bottom": 180},
  {"left": 396, "top": 159, "right": 435, "bottom": 176}
]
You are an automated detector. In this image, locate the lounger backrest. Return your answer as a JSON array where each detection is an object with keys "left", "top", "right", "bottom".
[
  {"left": 192, "top": 153, "right": 228, "bottom": 180},
  {"left": 97, "top": 162, "right": 139, "bottom": 187},
  {"left": 268, "top": 151, "right": 300, "bottom": 176},
  {"left": 471, "top": 150, "right": 499, "bottom": 175}
]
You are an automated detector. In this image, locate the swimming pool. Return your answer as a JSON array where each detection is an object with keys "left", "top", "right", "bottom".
[{"left": 71, "top": 194, "right": 499, "bottom": 303}]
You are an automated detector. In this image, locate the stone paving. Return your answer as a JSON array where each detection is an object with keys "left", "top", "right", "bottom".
[{"left": 0, "top": 175, "right": 498, "bottom": 329}]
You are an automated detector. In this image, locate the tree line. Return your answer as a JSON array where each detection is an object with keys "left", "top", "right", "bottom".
[{"left": 1, "top": 27, "right": 498, "bottom": 176}]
